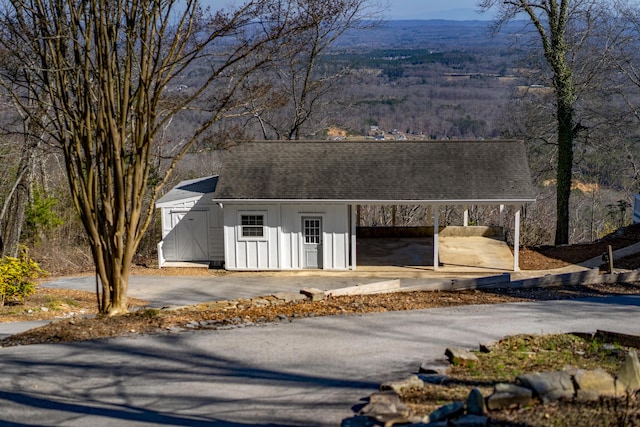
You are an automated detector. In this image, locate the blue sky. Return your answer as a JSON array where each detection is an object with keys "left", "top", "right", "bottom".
[{"left": 384, "top": 0, "right": 488, "bottom": 20}]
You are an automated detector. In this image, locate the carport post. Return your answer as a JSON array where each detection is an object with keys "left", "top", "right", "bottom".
[
  {"left": 513, "top": 207, "right": 521, "bottom": 271},
  {"left": 351, "top": 204, "right": 357, "bottom": 270},
  {"left": 463, "top": 205, "right": 469, "bottom": 227},
  {"left": 433, "top": 206, "right": 439, "bottom": 271}
]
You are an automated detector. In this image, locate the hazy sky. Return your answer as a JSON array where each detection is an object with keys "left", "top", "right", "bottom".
[{"left": 384, "top": 0, "right": 488, "bottom": 20}]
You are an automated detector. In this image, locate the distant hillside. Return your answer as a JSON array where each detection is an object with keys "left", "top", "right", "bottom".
[{"left": 335, "top": 20, "right": 530, "bottom": 50}]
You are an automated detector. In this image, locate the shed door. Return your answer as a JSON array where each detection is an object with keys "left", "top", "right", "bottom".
[
  {"left": 302, "top": 217, "right": 323, "bottom": 269},
  {"left": 172, "top": 210, "right": 209, "bottom": 261}
]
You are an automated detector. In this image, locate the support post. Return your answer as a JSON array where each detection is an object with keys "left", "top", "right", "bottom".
[
  {"left": 513, "top": 207, "right": 521, "bottom": 272},
  {"left": 433, "top": 206, "right": 439, "bottom": 271},
  {"left": 463, "top": 205, "right": 469, "bottom": 227},
  {"left": 499, "top": 204, "right": 505, "bottom": 227},
  {"left": 351, "top": 204, "right": 357, "bottom": 270}
]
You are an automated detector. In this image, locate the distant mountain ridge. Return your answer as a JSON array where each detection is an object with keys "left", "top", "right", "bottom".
[{"left": 335, "top": 20, "right": 528, "bottom": 50}]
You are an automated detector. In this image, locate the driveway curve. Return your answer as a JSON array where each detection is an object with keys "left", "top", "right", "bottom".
[{"left": 1, "top": 296, "right": 640, "bottom": 426}]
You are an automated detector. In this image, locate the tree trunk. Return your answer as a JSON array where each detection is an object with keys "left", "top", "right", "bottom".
[
  {"left": 0, "top": 142, "right": 36, "bottom": 257},
  {"left": 553, "top": 60, "right": 575, "bottom": 245},
  {"left": 555, "top": 100, "right": 574, "bottom": 245},
  {"left": 91, "top": 240, "right": 131, "bottom": 315}
]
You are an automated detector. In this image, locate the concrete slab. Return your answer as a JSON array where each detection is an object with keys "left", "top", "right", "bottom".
[
  {"left": 438, "top": 236, "right": 515, "bottom": 272},
  {"left": 356, "top": 235, "right": 515, "bottom": 273}
]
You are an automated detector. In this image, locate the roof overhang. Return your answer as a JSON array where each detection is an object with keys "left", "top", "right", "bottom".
[{"left": 211, "top": 198, "right": 537, "bottom": 205}]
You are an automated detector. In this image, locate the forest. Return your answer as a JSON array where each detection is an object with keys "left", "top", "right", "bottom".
[{"left": 1, "top": 8, "right": 640, "bottom": 278}]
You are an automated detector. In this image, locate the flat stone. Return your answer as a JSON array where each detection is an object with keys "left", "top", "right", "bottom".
[
  {"left": 445, "top": 347, "right": 479, "bottom": 365},
  {"left": 251, "top": 298, "right": 271, "bottom": 307},
  {"left": 429, "top": 401, "right": 465, "bottom": 423},
  {"left": 272, "top": 292, "right": 307, "bottom": 303},
  {"left": 300, "top": 287, "right": 326, "bottom": 301},
  {"left": 466, "top": 388, "right": 485, "bottom": 415},
  {"left": 368, "top": 390, "right": 401, "bottom": 405},
  {"left": 451, "top": 414, "right": 489, "bottom": 427},
  {"left": 618, "top": 350, "right": 640, "bottom": 393},
  {"left": 516, "top": 371, "right": 574, "bottom": 403},
  {"left": 486, "top": 383, "right": 533, "bottom": 410},
  {"left": 341, "top": 415, "right": 378, "bottom": 427},
  {"left": 418, "top": 374, "right": 449, "bottom": 385},
  {"left": 419, "top": 359, "right": 450, "bottom": 375},
  {"left": 359, "top": 391, "right": 413, "bottom": 423},
  {"left": 380, "top": 375, "right": 424, "bottom": 393},
  {"left": 574, "top": 369, "right": 622, "bottom": 398}
]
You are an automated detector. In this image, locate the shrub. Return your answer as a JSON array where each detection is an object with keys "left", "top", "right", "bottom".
[{"left": 0, "top": 248, "right": 46, "bottom": 307}]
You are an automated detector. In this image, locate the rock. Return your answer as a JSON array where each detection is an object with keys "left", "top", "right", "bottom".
[
  {"left": 573, "top": 369, "right": 622, "bottom": 399},
  {"left": 272, "top": 292, "right": 307, "bottom": 303},
  {"left": 341, "top": 415, "right": 378, "bottom": 427},
  {"left": 466, "top": 388, "right": 485, "bottom": 415},
  {"left": 451, "top": 414, "right": 489, "bottom": 426},
  {"left": 428, "top": 401, "right": 465, "bottom": 423},
  {"left": 618, "top": 350, "right": 640, "bottom": 393},
  {"left": 251, "top": 298, "right": 271, "bottom": 307},
  {"left": 478, "top": 342, "right": 494, "bottom": 353},
  {"left": 359, "top": 391, "right": 409, "bottom": 420},
  {"left": 516, "top": 371, "right": 574, "bottom": 403},
  {"left": 419, "top": 359, "right": 450, "bottom": 375},
  {"left": 300, "top": 287, "right": 326, "bottom": 301},
  {"left": 380, "top": 375, "right": 424, "bottom": 393},
  {"left": 40, "top": 307, "right": 49, "bottom": 312},
  {"left": 418, "top": 374, "right": 449, "bottom": 385},
  {"left": 445, "top": 347, "right": 479, "bottom": 365},
  {"left": 486, "top": 383, "right": 533, "bottom": 410},
  {"left": 277, "top": 314, "right": 288, "bottom": 321}
]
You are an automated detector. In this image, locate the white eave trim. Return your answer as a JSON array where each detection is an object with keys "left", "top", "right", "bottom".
[{"left": 211, "top": 198, "right": 536, "bottom": 204}]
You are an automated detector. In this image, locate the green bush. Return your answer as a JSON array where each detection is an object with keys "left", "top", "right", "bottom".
[{"left": 0, "top": 249, "right": 46, "bottom": 307}]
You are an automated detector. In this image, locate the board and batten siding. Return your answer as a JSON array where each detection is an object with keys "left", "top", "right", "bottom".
[
  {"left": 223, "top": 204, "right": 280, "bottom": 270},
  {"left": 159, "top": 194, "right": 224, "bottom": 263},
  {"left": 223, "top": 203, "right": 350, "bottom": 270}
]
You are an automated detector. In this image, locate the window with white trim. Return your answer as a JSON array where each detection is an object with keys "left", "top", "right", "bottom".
[{"left": 240, "top": 214, "right": 264, "bottom": 238}]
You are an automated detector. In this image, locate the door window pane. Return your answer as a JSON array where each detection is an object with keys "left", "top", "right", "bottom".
[{"left": 304, "top": 219, "right": 321, "bottom": 244}]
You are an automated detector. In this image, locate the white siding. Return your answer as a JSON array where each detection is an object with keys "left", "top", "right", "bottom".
[
  {"left": 223, "top": 203, "right": 349, "bottom": 270},
  {"left": 159, "top": 194, "right": 223, "bottom": 263},
  {"left": 279, "top": 203, "right": 349, "bottom": 270},
  {"left": 224, "top": 204, "right": 280, "bottom": 270}
]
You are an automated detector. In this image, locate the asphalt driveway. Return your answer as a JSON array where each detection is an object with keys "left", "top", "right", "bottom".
[
  {"left": 1, "top": 296, "right": 640, "bottom": 426},
  {"left": 41, "top": 273, "right": 455, "bottom": 308}
]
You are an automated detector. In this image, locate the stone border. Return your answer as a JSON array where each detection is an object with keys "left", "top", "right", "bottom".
[{"left": 343, "top": 334, "right": 640, "bottom": 427}]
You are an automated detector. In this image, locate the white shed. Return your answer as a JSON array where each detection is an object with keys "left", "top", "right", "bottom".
[
  {"left": 156, "top": 176, "right": 224, "bottom": 267},
  {"left": 156, "top": 140, "right": 536, "bottom": 271}
]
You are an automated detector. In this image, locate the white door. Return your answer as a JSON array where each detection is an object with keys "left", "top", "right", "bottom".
[
  {"left": 172, "top": 210, "right": 209, "bottom": 261},
  {"left": 302, "top": 217, "right": 323, "bottom": 269}
]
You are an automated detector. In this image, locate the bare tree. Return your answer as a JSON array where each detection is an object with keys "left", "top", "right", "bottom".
[
  {"left": 0, "top": 0, "right": 341, "bottom": 315},
  {"left": 478, "top": 0, "right": 600, "bottom": 244},
  {"left": 245, "top": 0, "right": 382, "bottom": 140}
]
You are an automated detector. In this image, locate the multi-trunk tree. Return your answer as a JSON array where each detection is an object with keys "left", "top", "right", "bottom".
[{"left": 0, "top": 0, "right": 364, "bottom": 315}]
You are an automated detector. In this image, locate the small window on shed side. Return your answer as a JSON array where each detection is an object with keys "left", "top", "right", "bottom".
[{"left": 241, "top": 214, "right": 264, "bottom": 238}]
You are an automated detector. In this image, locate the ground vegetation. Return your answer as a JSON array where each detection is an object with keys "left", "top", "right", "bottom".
[{"left": 402, "top": 333, "right": 640, "bottom": 426}]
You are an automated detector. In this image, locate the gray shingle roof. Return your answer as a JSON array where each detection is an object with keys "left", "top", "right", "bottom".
[
  {"left": 213, "top": 141, "right": 536, "bottom": 203},
  {"left": 156, "top": 176, "right": 218, "bottom": 205}
]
